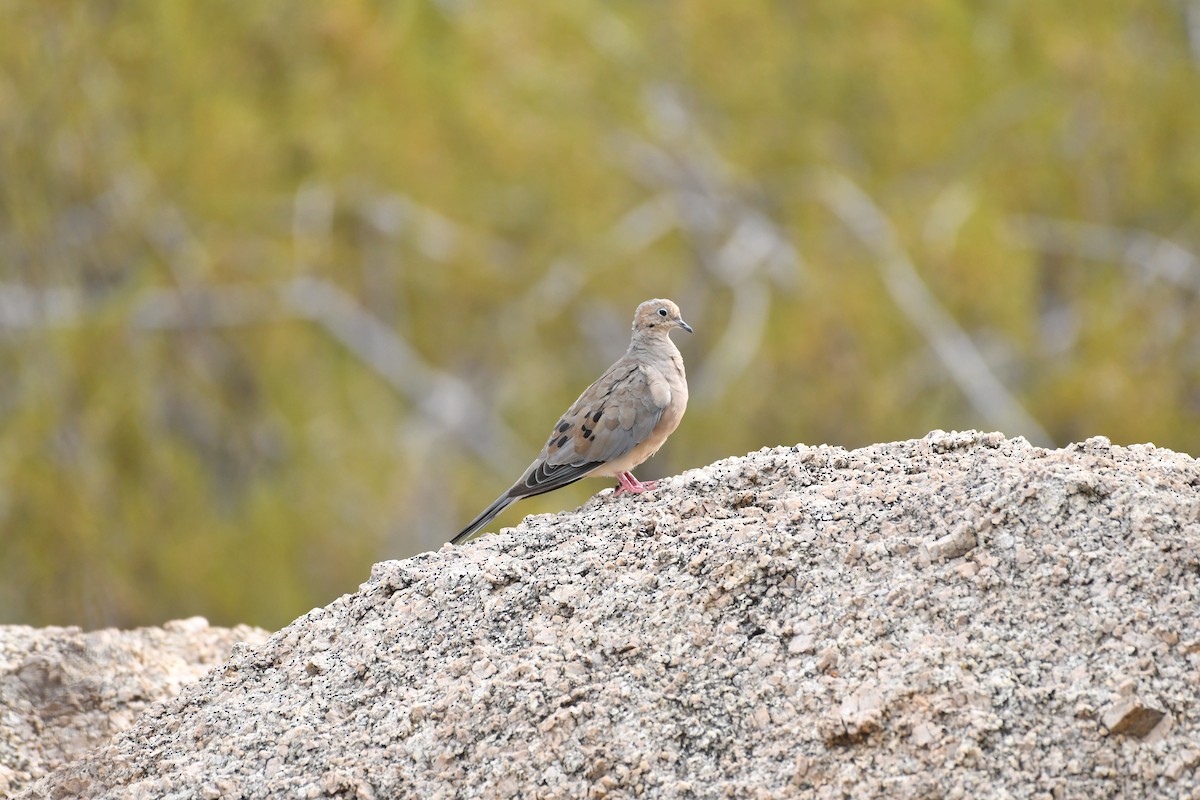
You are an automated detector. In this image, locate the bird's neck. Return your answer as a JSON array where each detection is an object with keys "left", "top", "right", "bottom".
[{"left": 628, "top": 331, "right": 678, "bottom": 359}]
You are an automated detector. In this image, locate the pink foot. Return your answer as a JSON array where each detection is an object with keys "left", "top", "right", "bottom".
[{"left": 614, "top": 471, "right": 658, "bottom": 497}]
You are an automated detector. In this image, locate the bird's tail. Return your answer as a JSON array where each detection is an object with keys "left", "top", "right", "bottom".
[{"left": 451, "top": 493, "right": 516, "bottom": 545}]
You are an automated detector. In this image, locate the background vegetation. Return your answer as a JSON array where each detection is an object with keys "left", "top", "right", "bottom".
[{"left": 2, "top": 1, "right": 1198, "bottom": 630}]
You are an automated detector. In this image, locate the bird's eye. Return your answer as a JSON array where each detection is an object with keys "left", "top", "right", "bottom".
[{"left": 657, "top": 308, "right": 668, "bottom": 317}]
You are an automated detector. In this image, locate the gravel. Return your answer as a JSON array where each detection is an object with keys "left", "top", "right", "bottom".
[
  {"left": 1, "top": 618, "right": 269, "bottom": 797},
  {"left": 14, "top": 431, "right": 1200, "bottom": 798}
]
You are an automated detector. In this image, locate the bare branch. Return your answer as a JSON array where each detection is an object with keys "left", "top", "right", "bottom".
[
  {"left": 609, "top": 194, "right": 679, "bottom": 256},
  {"left": 817, "top": 172, "right": 1053, "bottom": 446},
  {"left": 1009, "top": 215, "right": 1200, "bottom": 292},
  {"left": 501, "top": 193, "right": 687, "bottom": 360},
  {"left": 511, "top": 195, "right": 680, "bottom": 336},
  {"left": 1185, "top": 0, "right": 1200, "bottom": 66},
  {"left": 280, "top": 278, "right": 524, "bottom": 475},
  {"left": 0, "top": 279, "right": 525, "bottom": 475},
  {"left": 612, "top": 90, "right": 807, "bottom": 405},
  {"left": 0, "top": 284, "right": 84, "bottom": 330},
  {"left": 692, "top": 280, "right": 772, "bottom": 403}
]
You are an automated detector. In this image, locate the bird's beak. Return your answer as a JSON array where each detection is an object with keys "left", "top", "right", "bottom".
[{"left": 678, "top": 318, "right": 693, "bottom": 333}]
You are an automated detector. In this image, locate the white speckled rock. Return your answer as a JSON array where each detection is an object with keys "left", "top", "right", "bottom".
[
  {"left": 17, "top": 432, "right": 1200, "bottom": 798},
  {"left": 0, "top": 618, "right": 269, "bottom": 796}
]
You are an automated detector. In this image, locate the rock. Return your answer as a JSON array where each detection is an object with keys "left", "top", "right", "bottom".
[
  {"left": 1163, "top": 749, "right": 1200, "bottom": 782},
  {"left": 11, "top": 432, "right": 1200, "bottom": 799},
  {"left": 910, "top": 721, "right": 941, "bottom": 748},
  {"left": 823, "top": 685, "right": 886, "bottom": 744},
  {"left": 1102, "top": 697, "right": 1168, "bottom": 739},
  {"left": 0, "top": 619, "right": 269, "bottom": 796},
  {"left": 921, "top": 524, "right": 978, "bottom": 563}
]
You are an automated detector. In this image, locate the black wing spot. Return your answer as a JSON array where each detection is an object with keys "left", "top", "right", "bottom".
[
  {"left": 557, "top": 421, "right": 570, "bottom": 433},
  {"left": 591, "top": 409, "right": 603, "bottom": 423},
  {"left": 555, "top": 435, "right": 569, "bottom": 448}
]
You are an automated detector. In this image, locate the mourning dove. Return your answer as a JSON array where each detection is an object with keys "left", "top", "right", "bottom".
[{"left": 451, "top": 298, "right": 692, "bottom": 544}]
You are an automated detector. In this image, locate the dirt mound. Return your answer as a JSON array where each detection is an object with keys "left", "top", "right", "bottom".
[{"left": 17, "top": 432, "right": 1200, "bottom": 798}]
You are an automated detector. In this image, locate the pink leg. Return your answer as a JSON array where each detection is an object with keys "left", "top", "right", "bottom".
[{"left": 614, "top": 471, "right": 658, "bottom": 497}]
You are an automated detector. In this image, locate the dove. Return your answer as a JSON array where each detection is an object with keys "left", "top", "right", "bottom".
[{"left": 451, "top": 298, "right": 692, "bottom": 544}]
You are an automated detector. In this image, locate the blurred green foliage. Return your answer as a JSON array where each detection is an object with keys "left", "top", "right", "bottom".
[{"left": 1, "top": 1, "right": 1198, "bottom": 629}]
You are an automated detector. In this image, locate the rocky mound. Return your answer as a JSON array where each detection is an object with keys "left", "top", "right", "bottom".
[
  {"left": 1, "top": 618, "right": 269, "bottom": 796},
  {"left": 17, "top": 432, "right": 1200, "bottom": 798}
]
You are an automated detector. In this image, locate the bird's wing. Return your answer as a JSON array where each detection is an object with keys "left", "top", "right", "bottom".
[{"left": 544, "top": 356, "right": 670, "bottom": 459}]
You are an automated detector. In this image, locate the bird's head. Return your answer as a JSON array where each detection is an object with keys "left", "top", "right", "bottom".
[{"left": 632, "top": 298, "right": 693, "bottom": 336}]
